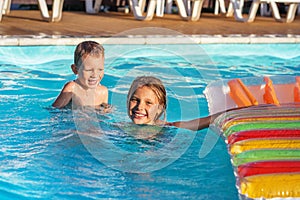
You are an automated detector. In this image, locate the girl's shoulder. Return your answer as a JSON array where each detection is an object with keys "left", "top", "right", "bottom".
[{"left": 155, "top": 120, "right": 168, "bottom": 126}]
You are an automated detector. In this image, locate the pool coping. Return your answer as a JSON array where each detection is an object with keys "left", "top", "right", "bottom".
[{"left": 1, "top": 34, "right": 300, "bottom": 45}]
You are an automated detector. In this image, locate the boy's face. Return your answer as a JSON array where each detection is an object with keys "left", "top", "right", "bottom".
[
  {"left": 75, "top": 54, "right": 104, "bottom": 89},
  {"left": 129, "top": 86, "right": 162, "bottom": 125}
]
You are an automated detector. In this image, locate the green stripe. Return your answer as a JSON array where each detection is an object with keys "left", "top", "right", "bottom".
[
  {"left": 223, "top": 121, "right": 300, "bottom": 137},
  {"left": 232, "top": 149, "right": 300, "bottom": 166}
]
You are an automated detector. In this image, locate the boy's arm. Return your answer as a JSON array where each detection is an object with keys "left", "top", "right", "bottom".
[
  {"left": 93, "top": 86, "right": 111, "bottom": 113},
  {"left": 103, "top": 86, "right": 109, "bottom": 104},
  {"left": 52, "top": 82, "right": 74, "bottom": 108},
  {"left": 99, "top": 87, "right": 112, "bottom": 113}
]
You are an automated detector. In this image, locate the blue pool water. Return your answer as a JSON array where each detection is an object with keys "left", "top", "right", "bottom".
[{"left": 0, "top": 43, "right": 300, "bottom": 199}]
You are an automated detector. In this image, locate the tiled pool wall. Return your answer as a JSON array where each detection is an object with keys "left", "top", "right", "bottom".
[{"left": 0, "top": 34, "right": 300, "bottom": 46}]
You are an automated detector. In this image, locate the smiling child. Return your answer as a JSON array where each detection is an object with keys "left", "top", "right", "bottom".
[
  {"left": 52, "top": 41, "right": 108, "bottom": 109},
  {"left": 127, "top": 76, "right": 166, "bottom": 125}
]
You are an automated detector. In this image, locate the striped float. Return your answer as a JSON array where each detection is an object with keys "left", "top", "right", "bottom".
[{"left": 205, "top": 75, "right": 300, "bottom": 199}]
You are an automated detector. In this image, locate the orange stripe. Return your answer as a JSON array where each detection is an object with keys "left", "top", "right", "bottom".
[
  {"left": 222, "top": 116, "right": 300, "bottom": 130},
  {"left": 228, "top": 79, "right": 258, "bottom": 107},
  {"left": 263, "top": 77, "right": 280, "bottom": 105},
  {"left": 295, "top": 76, "right": 300, "bottom": 103},
  {"left": 237, "top": 79, "right": 258, "bottom": 105}
]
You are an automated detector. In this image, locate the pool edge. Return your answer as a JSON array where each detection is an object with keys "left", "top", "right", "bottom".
[{"left": 0, "top": 34, "right": 300, "bottom": 46}]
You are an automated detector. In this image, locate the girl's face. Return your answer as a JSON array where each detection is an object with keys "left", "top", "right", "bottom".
[
  {"left": 129, "top": 86, "right": 162, "bottom": 125},
  {"left": 75, "top": 54, "right": 104, "bottom": 89}
]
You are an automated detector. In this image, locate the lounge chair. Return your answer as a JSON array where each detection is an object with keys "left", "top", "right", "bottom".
[
  {"left": 128, "top": 0, "right": 226, "bottom": 21},
  {"left": 227, "top": 0, "right": 300, "bottom": 23},
  {"left": 85, "top": 0, "right": 102, "bottom": 13},
  {"left": 188, "top": 0, "right": 227, "bottom": 21},
  {"left": 0, "top": 0, "right": 11, "bottom": 21},
  {"left": 0, "top": 0, "right": 64, "bottom": 22},
  {"left": 128, "top": 0, "right": 165, "bottom": 20}
]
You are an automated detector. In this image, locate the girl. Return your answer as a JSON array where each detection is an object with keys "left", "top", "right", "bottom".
[
  {"left": 127, "top": 76, "right": 166, "bottom": 125},
  {"left": 127, "top": 76, "right": 219, "bottom": 130}
]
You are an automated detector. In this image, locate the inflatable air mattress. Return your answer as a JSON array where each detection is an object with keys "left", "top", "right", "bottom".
[{"left": 205, "top": 75, "right": 300, "bottom": 199}]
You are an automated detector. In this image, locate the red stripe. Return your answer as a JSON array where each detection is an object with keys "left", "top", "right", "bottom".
[
  {"left": 237, "top": 161, "right": 300, "bottom": 178},
  {"left": 227, "top": 130, "right": 300, "bottom": 145}
]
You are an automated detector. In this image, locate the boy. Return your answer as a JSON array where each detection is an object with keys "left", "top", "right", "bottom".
[{"left": 52, "top": 41, "right": 109, "bottom": 110}]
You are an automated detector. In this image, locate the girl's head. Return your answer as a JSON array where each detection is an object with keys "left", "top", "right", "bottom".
[
  {"left": 127, "top": 76, "right": 167, "bottom": 125},
  {"left": 71, "top": 41, "right": 105, "bottom": 89}
]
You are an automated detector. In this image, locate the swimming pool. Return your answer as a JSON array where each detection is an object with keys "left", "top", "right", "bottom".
[{"left": 1, "top": 43, "right": 300, "bottom": 199}]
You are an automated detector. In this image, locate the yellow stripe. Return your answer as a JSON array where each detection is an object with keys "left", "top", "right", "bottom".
[
  {"left": 240, "top": 173, "right": 300, "bottom": 199},
  {"left": 230, "top": 139, "right": 300, "bottom": 155}
]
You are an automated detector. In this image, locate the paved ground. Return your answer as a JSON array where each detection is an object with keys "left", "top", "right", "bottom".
[{"left": 0, "top": 10, "right": 300, "bottom": 37}]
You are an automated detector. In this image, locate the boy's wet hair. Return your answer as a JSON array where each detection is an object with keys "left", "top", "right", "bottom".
[
  {"left": 74, "top": 41, "right": 104, "bottom": 67},
  {"left": 127, "top": 76, "right": 167, "bottom": 121}
]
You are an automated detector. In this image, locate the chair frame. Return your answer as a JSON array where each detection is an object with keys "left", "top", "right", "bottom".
[
  {"left": 128, "top": 0, "right": 227, "bottom": 21},
  {"left": 0, "top": 0, "right": 64, "bottom": 22},
  {"left": 227, "top": 0, "right": 300, "bottom": 23}
]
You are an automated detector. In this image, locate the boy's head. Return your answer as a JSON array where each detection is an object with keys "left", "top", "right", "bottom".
[
  {"left": 71, "top": 41, "right": 105, "bottom": 89},
  {"left": 127, "top": 76, "right": 167, "bottom": 125},
  {"left": 73, "top": 41, "right": 105, "bottom": 69}
]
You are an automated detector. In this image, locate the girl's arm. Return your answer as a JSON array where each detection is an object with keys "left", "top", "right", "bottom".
[
  {"left": 168, "top": 106, "right": 248, "bottom": 131},
  {"left": 168, "top": 112, "right": 222, "bottom": 131}
]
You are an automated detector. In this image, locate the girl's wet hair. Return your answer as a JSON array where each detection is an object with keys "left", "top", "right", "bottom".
[
  {"left": 74, "top": 41, "right": 104, "bottom": 67},
  {"left": 127, "top": 76, "right": 167, "bottom": 122}
]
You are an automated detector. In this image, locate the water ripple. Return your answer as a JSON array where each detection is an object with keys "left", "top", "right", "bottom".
[{"left": 1, "top": 44, "right": 299, "bottom": 199}]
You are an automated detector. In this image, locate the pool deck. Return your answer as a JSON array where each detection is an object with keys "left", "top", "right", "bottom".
[{"left": 1, "top": 10, "right": 300, "bottom": 45}]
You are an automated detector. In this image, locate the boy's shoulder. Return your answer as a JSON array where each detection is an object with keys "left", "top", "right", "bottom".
[
  {"left": 98, "top": 84, "right": 108, "bottom": 89},
  {"left": 96, "top": 84, "right": 108, "bottom": 94},
  {"left": 62, "top": 80, "right": 76, "bottom": 92}
]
